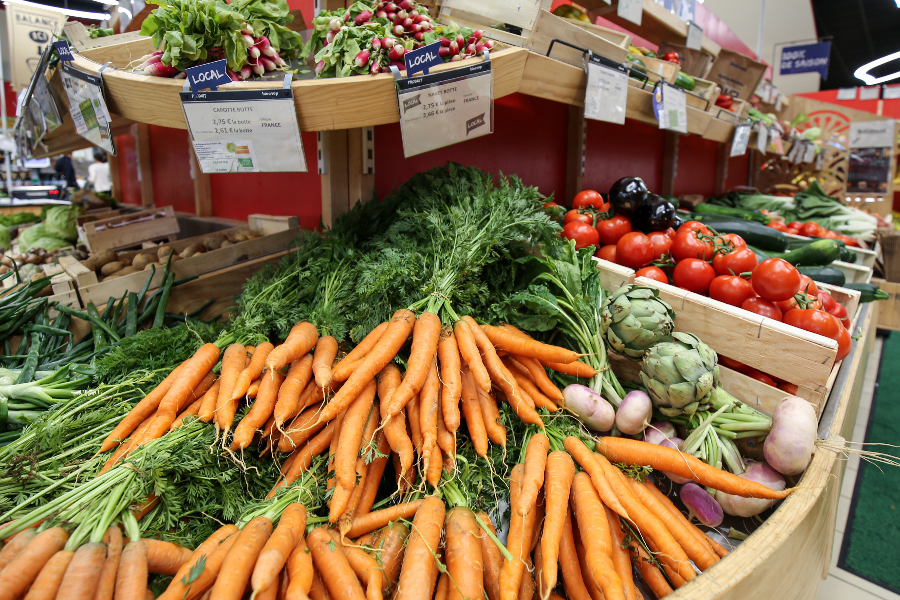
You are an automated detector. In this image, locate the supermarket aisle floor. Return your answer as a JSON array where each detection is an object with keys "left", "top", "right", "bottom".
[{"left": 817, "top": 336, "right": 899, "bottom": 600}]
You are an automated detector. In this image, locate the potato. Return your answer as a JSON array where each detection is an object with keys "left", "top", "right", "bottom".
[
  {"left": 233, "top": 233, "right": 249, "bottom": 242},
  {"left": 203, "top": 233, "right": 227, "bottom": 250},
  {"left": 220, "top": 240, "right": 233, "bottom": 248},
  {"left": 101, "top": 261, "right": 125, "bottom": 276},
  {"left": 132, "top": 254, "right": 154, "bottom": 271},
  {"left": 157, "top": 246, "right": 175, "bottom": 260},
  {"left": 143, "top": 262, "right": 161, "bottom": 271},
  {"left": 92, "top": 250, "right": 118, "bottom": 269},
  {"left": 180, "top": 243, "right": 207, "bottom": 259},
  {"left": 1, "top": 256, "right": 12, "bottom": 267},
  {"left": 120, "top": 257, "right": 132, "bottom": 267},
  {"left": 115, "top": 266, "right": 138, "bottom": 277}
]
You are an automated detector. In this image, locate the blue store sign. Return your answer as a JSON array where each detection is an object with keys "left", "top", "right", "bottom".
[{"left": 779, "top": 41, "right": 831, "bottom": 79}]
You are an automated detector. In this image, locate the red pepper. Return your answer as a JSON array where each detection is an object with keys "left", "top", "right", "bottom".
[{"left": 662, "top": 51, "right": 680, "bottom": 64}]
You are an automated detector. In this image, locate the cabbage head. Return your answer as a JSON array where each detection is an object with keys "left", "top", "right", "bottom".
[
  {"left": 18, "top": 224, "right": 70, "bottom": 252},
  {"left": 44, "top": 205, "right": 81, "bottom": 240}
]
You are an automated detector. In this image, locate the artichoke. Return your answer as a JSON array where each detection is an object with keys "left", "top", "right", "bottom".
[
  {"left": 640, "top": 332, "right": 719, "bottom": 417},
  {"left": 601, "top": 285, "right": 676, "bottom": 360}
]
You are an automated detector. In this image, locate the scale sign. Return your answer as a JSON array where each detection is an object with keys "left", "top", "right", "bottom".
[
  {"left": 181, "top": 80, "right": 307, "bottom": 173},
  {"left": 396, "top": 60, "right": 493, "bottom": 158},
  {"left": 585, "top": 59, "right": 628, "bottom": 124},
  {"left": 59, "top": 62, "right": 116, "bottom": 155}
]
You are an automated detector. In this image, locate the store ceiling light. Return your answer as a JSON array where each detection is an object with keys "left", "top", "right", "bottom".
[
  {"left": 2, "top": 0, "right": 111, "bottom": 20},
  {"left": 117, "top": 6, "right": 131, "bottom": 17},
  {"left": 854, "top": 50, "right": 900, "bottom": 85}
]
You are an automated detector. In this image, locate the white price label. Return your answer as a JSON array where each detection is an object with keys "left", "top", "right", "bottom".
[
  {"left": 181, "top": 84, "right": 307, "bottom": 173},
  {"left": 788, "top": 141, "right": 802, "bottom": 164},
  {"left": 836, "top": 87, "right": 858, "bottom": 100},
  {"left": 771, "top": 129, "right": 784, "bottom": 154},
  {"left": 686, "top": 22, "right": 703, "bottom": 50},
  {"left": 396, "top": 61, "right": 493, "bottom": 158},
  {"left": 883, "top": 86, "right": 900, "bottom": 100},
  {"left": 618, "top": 0, "right": 642, "bottom": 26},
  {"left": 585, "top": 61, "right": 628, "bottom": 124},
  {"left": 653, "top": 84, "right": 687, "bottom": 134},
  {"left": 730, "top": 123, "right": 750, "bottom": 157},
  {"left": 755, "top": 124, "right": 768, "bottom": 154},
  {"left": 59, "top": 62, "right": 116, "bottom": 156},
  {"left": 802, "top": 141, "right": 816, "bottom": 163},
  {"left": 775, "top": 92, "right": 783, "bottom": 112}
]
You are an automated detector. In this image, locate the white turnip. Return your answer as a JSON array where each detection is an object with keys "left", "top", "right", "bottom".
[
  {"left": 562, "top": 384, "right": 615, "bottom": 432},
  {"left": 643, "top": 421, "right": 677, "bottom": 444},
  {"left": 681, "top": 483, "right": 724, "bottom": 527},
  {"left": 764, "top": 396, "right": 817, "bottom": 475},
  {"left": 715, "top": 461, "right": 785, "bottom": 517},
  {"left": 615, "top": 390, "right": 653, "bottom": 435}
]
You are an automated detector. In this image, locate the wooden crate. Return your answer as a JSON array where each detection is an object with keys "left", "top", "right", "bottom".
[
  {"left": 832, "top": 260, "right": 872, "bottom": 284},
  {"left": 872, "top": 278, "right": 900, "bottom": 331},
  {"left": 628, "top": 53, "right": 680, "bottom": 85},
  {"left": 592, "top": 257, "right": 634, "bottom": 291},
  {"left": 63, "top": 215, "right": 301, "bottom": 307},
  {"left": 436, "top": 0, "right": 551, "bottom": 46},
  {"left": 784, "top": 232, "right": 877, "bottom": 270},
  {"left": 527, "top": 11, "right": 630, "bottom": 68},
  {"left": 82, "top": 206, "right": 180, "bottom": 254}
]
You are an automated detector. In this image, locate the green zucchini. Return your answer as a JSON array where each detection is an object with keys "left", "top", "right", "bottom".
[
  {"left": 761, "top": 239, "right": 842, "bottom": 267},
  {"left": 674, "top": 71, "right": 695, "bottom": 91},
  {"left": 839, "top": 246, "right": 856, "bottom": 263},
  {"left": 694, "top": 204, "right": 770, "bottom": 224},
  {"left": 840, "top": 283, "right": 889, "bottom": 302},
  {"left": 787, "top": 235, "right": 856, "bottom": 263},
  {"left": 796, "top": 266, "right": 846, "bottom": 287},
  {"left": 689, "top": 218, "right": 789, "bottom": 252}
]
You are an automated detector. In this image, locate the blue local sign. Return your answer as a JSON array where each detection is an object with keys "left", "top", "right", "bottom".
[
  {"left": 780, "top": 41, "right": 831, "bottom": 79},
  {"left": 185, "top": 59, "right": 232, "bottom": 96},
  {"left": 53, "top": 41, "right": 73, "bottom": 62},
  {"left": 404, "top": 41, "right": 443, "bottom": 76}
]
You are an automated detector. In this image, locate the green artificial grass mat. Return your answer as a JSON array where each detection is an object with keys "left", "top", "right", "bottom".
[{"left": 838, "top": 332, "right": 900, "bottom": 594}]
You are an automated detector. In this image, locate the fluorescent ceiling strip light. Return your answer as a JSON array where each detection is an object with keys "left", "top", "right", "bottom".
[
  {"left": 855, "top": 50, "right": 900, "bottom": 85},
  {"left": 2, "top": 0, "right": 111, "bottom": 20}
]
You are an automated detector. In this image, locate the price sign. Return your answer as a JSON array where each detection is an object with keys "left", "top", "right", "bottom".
[
  {"left": 771, "top": 129, "right": 784, "bottom": 154},
  {"left": 788, "top": 140, "right": 803, "bottom": 164},
  {"left": 652, "top": 84, "right": 687, "bottom": 134},
  {"left": 730, "top": 123, "right": 750, "bottom": 157},
  {"left": 585, "top": 58, "right": 628, "bottom": 124},
  {"left": 395, "top": 59, "right": 493, "bottom": 158},
  {"left": 775, "top": 91, "right": 783, "bottom": 111},
  {"left": 618, "top": 0, "right": 642, "bottom": 26},
  {"left": 755, "top": 124, "right": 768, "bottom": 153},
  {"left": 54, "top": 41, "right": 74, "bottom": 63},
  {"left": 59, "top": 62, "right": 116, "bottom": 155},
  {"left": 180, "top": 76, "right": 307, "bottom": 173},
  {"left": 802, "top": 141, "right": 816, "bottom": 163},
  {"left": 686, "top": 22, "right": 703, "bottom": 50}
]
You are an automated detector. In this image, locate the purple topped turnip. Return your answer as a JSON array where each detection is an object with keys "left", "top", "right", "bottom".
[
  {"left": 715, "top": 461, "right": 785, "bottom": 517},
  {"left": 615, "top": 390, "right": 653, "bottom": 435},
  {"left": 562, "top": 384, "right": 615, "bottom": 432},
  {"left": 681, "top": 483, "right": 723, "bottom": 527}
]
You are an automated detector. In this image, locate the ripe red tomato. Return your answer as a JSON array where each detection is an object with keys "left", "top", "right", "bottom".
[
  {"left": 720, "top": 233, "right": 747, "bottom": 249},
  {"left": 800, "top": 222, "right": 825, "bottom": 237},
  {"left": 636, "top": 266, "right": 668, "bottom": 284},
  {"left": 817, "top": 291, "right": 838, "bottom": 313},
  {"left": 596, "top": 215, "right": 632, "bottom": 246},
  {"left": 751, "top": 258, "right": 802, "bottom": 301},
  {"left": 838, "top": 235, "right": 860, "bottom": 248},
  {"left": 677, "top": 221, "right": 712, "bottom": 236},
  {"left": 709, "top": 275, "right": 756, "bottom": 307},
  {"left": 745, "top": 370, "right": 776, "bottom": 387},
  {"left": 784, "top": 308, "right": 841, "bottom": 339},
  {"left": 672, "top": 259, "right": 716, "bottom": 295},
  {"left": 775, "top": 293, "right": 823, "bottom": 314},
  {"left": 797, "top": 274, "right": 819, "bottom": 297},
  {"left": 672, "top": 230, "right": 716, "bottom": 261},
  {"left": 573, "top": 190, "right": 605, "bottom": 210},
  {"left": 719, "top": 355, "right": 752, "bottom": 373},
  {"left": 712, "top": 247, "right": 758, "bottom": 277},
  {"left": 595, "top": 244, "right": 617, "bottom": 263},
  {"left": 564, "top": 210, "right": 594, "bottom": 226},
  {"left": 648, "top": 232, "right": 672, "bottom": 260},
  {"left": 787, "top": 221, "right": 803, "bottom": 230},
  {"left": 778, "top": 382, "right": 799, "bottom": 395},
  {"left": 616, "top": 232, "right": 654, "bottom": 269},
  {"left": 664, "top": 227, "right": 677, "bottom": 240},
  {"left": 563, "top": 222, "right": 599, "bottom": 249},
  {"left": 828, "top": 303, "right": 850, "bottom": 328},
  {"left": 741, "top": 297, "right": 783, "bottom": 321},
  {"left": 834, "top": 319, "right": 851, "bottom": 361}
]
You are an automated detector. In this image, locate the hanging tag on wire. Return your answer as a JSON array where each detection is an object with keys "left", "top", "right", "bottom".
[{"left": 730, "top": 123, "right": 750, "bottom": 156}]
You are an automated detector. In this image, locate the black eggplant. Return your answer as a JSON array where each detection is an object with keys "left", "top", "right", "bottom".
[
  {"left": 632, "top": 194, "right": 676, "bottom": 232},
  {"left": 670, "top": 214, "right": 685, "bottom": 230},
  {"left": 609, "top": 177, "right": 648, "bottom": 217}
]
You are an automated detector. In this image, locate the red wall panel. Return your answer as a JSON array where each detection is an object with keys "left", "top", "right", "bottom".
[
  {"left": 115, "top": 133, "right": 142, "bottom": 206},
  {"left": 148, "top": 126, "right": 194, "bottom": 213},
  {"left": 584, "top": 118, "right": 665, "bottom": 196},
  {"left": 674, "top": 133, "right": 719, "bottom": 197}
]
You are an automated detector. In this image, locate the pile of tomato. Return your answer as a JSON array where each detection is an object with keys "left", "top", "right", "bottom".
[{"left": 764, "top": 213, "right": 860, "bottom": 247}]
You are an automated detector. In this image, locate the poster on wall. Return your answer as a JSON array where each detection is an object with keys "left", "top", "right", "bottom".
[
  {"left": 846, "top": 120, "right": 894, "bottom": 196},
  {"left": 5, "top": 3, "right": 62, "bottom": 91}
]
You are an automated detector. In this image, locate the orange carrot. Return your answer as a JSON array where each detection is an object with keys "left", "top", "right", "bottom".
[
  {"left": 625, "top": 477, "right": 718, "bottom": 571},
  {"left": 324, "top": 531, "right": 385, "bottom": 599},
  {"left": 595, "top": 437, "right": 793, "bottom": 499},
  {"left": 477, "top": 387, "right": 506, "bottom": 447},
  {"left": 374, "top": 522, "right": 408, "bottom": 587},
  {"left": 0, "top": 528, "right": 36, "bottom": 570},
  {"left": 481, "top": 323, "right": 583, "bottom": 364},
  {"left": 540, "top": 451, "right": 574, "bottom": 600},
  {"left": 434, "top": 573, "right": 449, "bottom": 600},
  {"left": 377, "top": 364, "right": 414, "bottom": 479},
  {"left": 93, "top": 526, "right": 123, "bottom": 600},
  {"left": 99, "top": 361, "right": 187, "bottom": 453},
  {"left": 252, "top": 503, "right": 307, "bottom": 597},
  {"left": 571, "top": 472, "right": 626, "bottom": 600},
  {"left": 332, "top": 357, "right": 368, "bottom": 384},
  {"left": 453, "top": 320, "right": 491, "bottom": 392},
  {"left": 407, "top": 392, "right": 422, "bottom": 452},
  {"left": 345, "top": 500, "right": 424, "bottom": 540},
  {"left": 444, "top": 507, "right": 484, "bottom": 600},
  {"left": 171, "top": 397, "right": 204, "bottom": 431},
  {"left": 354, "top": 433, "right": 391, "bottom": 518},
  {"left": 56, "top": 542, "right": 106, "bottom": 600},
  {"left": 645, "top": 536, "right": 686, "bottom": 588},
  {"left": 267, "top": 421, "right": 336, "bottom": 498},
  {"left": 210, "top": 516, "right": 273, "bottom": 600},
  {"left": 460, "top": 365, "right": 488, "bottom": 457},
  {"left": 518, "top": 553, "right": 535, "bottom": 600},
  {"left": 209, "top": 343, "right": 248, "bottom": 424},
  {"left": 573, "top": 526, "right": 605, "bottom": 600},
  {"left": 477, "top": 512, "right": 503, "bottom": 600},
  {"left": 159, "top": 525, "right": 237, "bottom": 600},
  {"left": 114, "top": 540, "right": 148, "bottom": 600},
  {"left": 231, "top": 369, "right": 285, "bottom": 451},
  {"left": 426, "top": 446, "right": 442, "bottom": 487},
  {"left": 337, "top": 406, "right": 380, "bottom": 525},
  {"left": 338, "top": 322, "right": 389, "bottom": 365},
  {"left": 498, "top": 464, "right": 532, "bottom": 600},
  {"left": 231, "top": 342, "right": 274, "bottom": 403},
  {"left": 285, "top": 533, "right": 313, "bottom": 600},
  {"left": 605, "top": 507, "right": 639, "bottom": 600},
  {"left": 562, "top": 436, "right": 628, "bottom": 520},
  {"left": 518, "top": 433, "right": 549, "bottom": 516},
  {"left": 22, "top": 550, "right": 73, "bottom": 600},
  {"left": 308, "top": 570, "right": 329, "bottom": 600},
  {"left": 99, "top": 414, "right": 154, "bottom": 475},
  {"left": 641, "top": 480, "right": 726, "bottom": 560},
  {"left": 335, "top": 379, "right": 378, "bottom": 491},
  {"left": 395, "top": 496, "right": 445, "bottom": 600},
  {"left": 0, "top": 526, "right": 68, "bottom": 600},
  {"left": 385, "top": 312, "right": 441, "bottom": 416},
  {"left": 274, "top": 354, "right": 315, "bottom": 427},
  {"left": 509, "top": 354, "right": 564, "bottom": 403},
  {"left": 625, "top": 535, "right": 673, "bottom": 599},
  {"left": 278, "top": 404, "right": 327, "bottom": 452},
  {"left": 438, "top": 330, "right": 462, "bottom": 432},
  {"left": 318, "top": 309, "right": 415, "bottom": 425},
  {"left": 312, "top": 336, "right": 339, "bottom": 389},
  {"left": 505, "top": 362, "right": 558, "bottom": 412},
  {"left": 435, "top": 406, "right": 455, "bottom": 459},
  {"left": 418, "top": 358, "right": 440, "bottom": 470},
  {"left": 143, "top": 539, "right": 193, "bottom": 576},
  {"left": 326, "top": 410, "right": 347, "bottom": 515},
  {"left": 558, "top": 510, "right": 592, "bottom": 600},
  {"left": 542, "top": 360, "right": 597, "bottom": 378},
  {"left": 306, "top": 528, "right": 365, "bottom": 600},
  {"left": 266, "top": 323, "right": 319, "bottom": 374},
  {"left": 247, "top": 378, "right": 262, "bottom": 398}
]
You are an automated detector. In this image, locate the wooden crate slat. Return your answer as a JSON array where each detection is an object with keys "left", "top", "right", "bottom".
[
  {"left": 82, "top": 206, "right": 180, "bottom": 254},
  {"left": 439, "top": 0, "right": 549, "bottom": 32},
  {"left": 526, "top": 10, "right": 629, "bottom": 67},
  {"left": 591, "top": 257, "right": 634, "bottom": 291}
]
